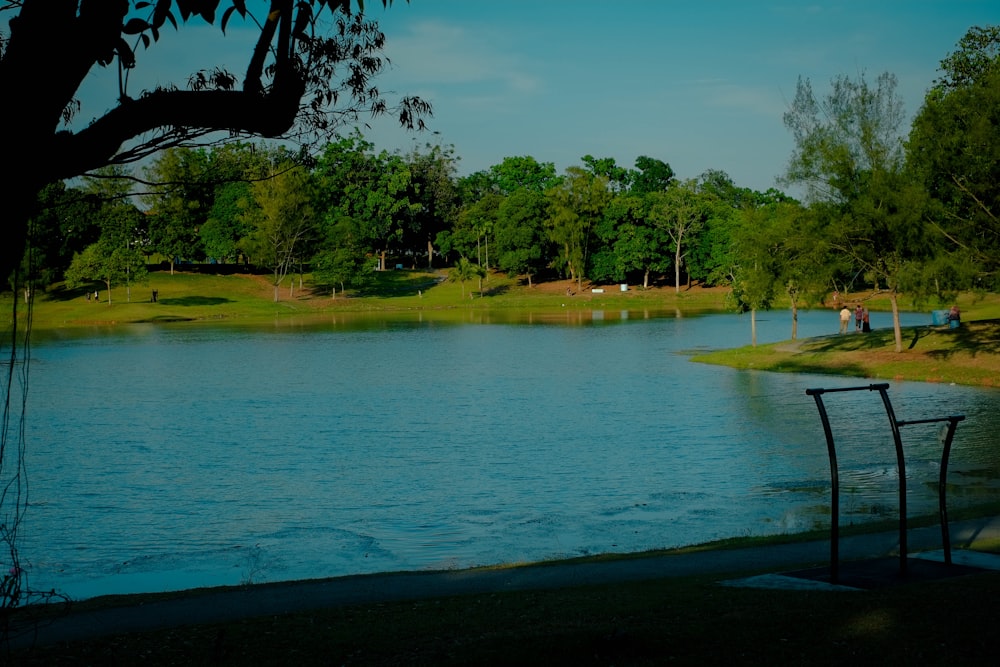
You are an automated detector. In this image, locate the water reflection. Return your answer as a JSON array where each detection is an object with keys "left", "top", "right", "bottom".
[{"left": 20, "top": 308, "right": 1000, "bottom": 599}]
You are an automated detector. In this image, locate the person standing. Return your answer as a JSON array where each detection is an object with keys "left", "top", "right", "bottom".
[
  {"left": 854, "top": 304, "right": 863, "bottom": 332},
  {"left": 862, "top": 308, "right": 871, "bottom": 333},
  {"left": 839, "top": 306, "right": 851, "bottom": 334}
]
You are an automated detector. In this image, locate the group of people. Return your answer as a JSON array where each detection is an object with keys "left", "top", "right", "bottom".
[{"left": 839, "top": 304, "right": 870, "bottom": 334}]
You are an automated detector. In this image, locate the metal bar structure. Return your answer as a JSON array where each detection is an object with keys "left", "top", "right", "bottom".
[
  {"left": 896, "top": 415, "right": 965, "bottom": 565},
  {"left": 805, "top": 383, "right": 964, "bottom": 583},
  {"left": 806, "top": 384, "right": 888, "bottom": 583}
]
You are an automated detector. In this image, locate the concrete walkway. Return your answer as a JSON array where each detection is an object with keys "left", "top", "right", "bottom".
[{"left": 7, "top": 515, "right": 1000, "bottom": 650}]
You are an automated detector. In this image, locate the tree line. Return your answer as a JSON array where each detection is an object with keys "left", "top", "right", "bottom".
[{"left": 12, "top": 26, "right": 1000, "bottom": 353}]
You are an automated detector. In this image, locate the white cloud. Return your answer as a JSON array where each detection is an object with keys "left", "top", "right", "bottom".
[{"left": 382, "top": 20, "right": 541, "bottom": 93}]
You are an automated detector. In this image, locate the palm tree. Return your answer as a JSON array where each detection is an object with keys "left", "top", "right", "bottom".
[{"left": 449, "top": 257, "right": 487, "bottom": 298}]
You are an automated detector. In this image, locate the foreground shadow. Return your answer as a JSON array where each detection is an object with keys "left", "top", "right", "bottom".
[{"left": 924, "top": 320, "right": 1000, "bottom": 358}]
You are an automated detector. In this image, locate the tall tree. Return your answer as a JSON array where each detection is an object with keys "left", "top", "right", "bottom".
[
  {"left": 64, "top": 168, "right": 148, "bottom": 304},
  {"left": 314, "top": 133, "right": 418, "bottom": 272},
  {"left": 908, "top": 25, "right": 1000, "bottom": 287},
  {"left": 630, "top": 156, "right": 675, "bottom": 195},
  {"left": 495, "top": 189, "right": 550, "bottom": 286},
  {"left": 241, "top": 162, "right": 315, "bottom": 302},
  {"left": 448, "top": 256, "right": 486, "bottom": 299},
  {"left": 488, "top": 156, "right": 561, "bottom": 195},
  {"left": 727, "top": 205, "right": 780, "bottom": 347},
  {"left": 647, "top": 179, "right": 712, "bottom": 293},
  {"left": 143, "top": 148, "right": 213, "bottom": 271},
  {"left": 20, "top": 183, "right": 102, "bottom": 289},
  {"left": 783, "top": 71, "right": 930, "bottom": 352},
  {"left": 591, "top": 193, "right": 669, "bottom": 288},
  {"left": 581, "top": 155, "right": 632, "bottom": 192},
  {"left": 405, "top": 143, "right": 460, "bottom": 269},
  {"left": 545, "top": 167, "right": 612, "bottom": 289},
  {"left": 199, "top": 142, "right": 272, "bottom": 264},
  {"left": 312, "top": 214, "right": 375, "bottom": 295}
]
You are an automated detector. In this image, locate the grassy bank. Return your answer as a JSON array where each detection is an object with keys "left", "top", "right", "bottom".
[
  {"left": 3, "top": 270, "right": 731, "bottom": 331},
  {"left": 692, "top": 316, "right": 1000, "bottom": 388}
]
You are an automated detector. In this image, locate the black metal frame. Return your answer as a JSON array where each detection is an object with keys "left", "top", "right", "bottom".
[{"left": 805, "top": 383, "right": 964, "bottom": 584}]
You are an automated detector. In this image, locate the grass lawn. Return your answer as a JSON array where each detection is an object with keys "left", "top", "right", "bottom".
[
  {"left": 692, "top": 316, "right": 1000, "bottom": 388},
  {"left": 3, "top": 269, "right": 735, "bottom": 332}
]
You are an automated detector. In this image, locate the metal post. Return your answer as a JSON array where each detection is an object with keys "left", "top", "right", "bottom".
[
  {"left": 806, "top": 388, "right": 839, "bottom": 583},
  {"left": 874, "top": 386, "right": 908, "bottom": 574},
  {"left": 806, "top": 384, "right": 891, "bottom": 584},
  {"left": 896, "top": 415, "right": 965, "bottom": 566}
]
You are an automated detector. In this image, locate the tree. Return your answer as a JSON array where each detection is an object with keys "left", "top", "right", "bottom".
[
  {"left": 143, "top": 148, "right": 213, "bottom": 271},
  {"left": 0, "top": 0, "right": 429, "bottom": 285},
  {"left": 646, "top": 179, "right": 712, "bottom": 293},
  {"left": 630, "top": 156, "right": 675, "bottom": 195},
  {"left": 313, "top": 133, "right": 419, "bottom": 272},
  {"left": 581, "top": 155, "right": 632, "bottom": 192},
  {"left": 495, "top": 189, "right": 550, "bottom": 286},
  {"left": 488, "top": 156, "right": 561, "bottom": 195},
  {"left": 545, "top": 167, "right": 612, "bottom": 290},
  {"left": 404, "top": 143, "right": 461, "bottom": 269},
  {"left": 907, "top": 25, "right": 1000, "bottom": 287},
  {"left": 19, "top": 182, "right": 102, "bottom": 289},
  {"left": 440, "top": 193, "right": 499, "bottom": 266},
  {"left": 312, "top": 214, "right": 375, "bottom": 296},
  {"left": 783, "top": 71, "right": 931, "bottom": 352},
  {"left": 64, "top": 169, "right": 148, "bottom": 304},
  {"left": 448, "top": 257, "right": 486, "bottom": 298},
  {"left": 241, "top": 162, "right": 315, "bottom": 301},
  {"left": 727, "top": 206, "right": 779, "bottom": 347},
  {"left": 201, "top": 180, "right": 255, "bottom": 264},
  {"left": 591, "top": 194, "right": 669, "bottom": 288}
]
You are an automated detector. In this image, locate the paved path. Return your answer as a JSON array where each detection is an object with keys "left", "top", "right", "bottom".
[{"left": 7, "top": 516, "right": 1000, "bottom": 650}]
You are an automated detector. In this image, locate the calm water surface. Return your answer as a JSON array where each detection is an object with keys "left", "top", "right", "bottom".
[{"left": 17, "top": 308, "right": 1000, "bottom": 599}]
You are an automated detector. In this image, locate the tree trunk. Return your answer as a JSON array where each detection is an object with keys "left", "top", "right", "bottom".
[
  {"left": 890, "top": 291, "right": 903, "bottom": 353},
  {"left": 791, "top": 301, "right": 799, "bottom": 340},
  {"left": 674, "top": 247, "right": 682, "bottom": 294},
  {"left": 751, "top": 308, "right": 758, "bottom": 347},
  {"left": 643, "top": 270, "right": 649, "bottom": 289}
]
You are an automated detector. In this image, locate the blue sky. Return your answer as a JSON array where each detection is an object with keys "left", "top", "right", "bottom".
[
  {"left": 51, "top": 1, "right": 997, "bottom": 194},
  {"left": 357, "top": 0, "right": 997, "bottom": 193}
]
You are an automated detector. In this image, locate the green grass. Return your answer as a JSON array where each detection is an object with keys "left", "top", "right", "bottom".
[
  {"left": 692, "top": 317, "right": 1000, "bottom": 388},
  {"left": 3, "top": 269, "right": 734, "bottom": 332}
]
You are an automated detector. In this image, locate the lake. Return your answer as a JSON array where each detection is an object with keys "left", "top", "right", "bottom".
[{"left": 15, "top": 307, "right": 1000, "bottom": 600}]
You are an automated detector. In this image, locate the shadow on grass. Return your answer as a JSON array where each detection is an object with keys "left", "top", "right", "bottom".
[
  {"left": 157, "top": 296, "right": 233, "bottom": 306},
  {"left": 351, "top": 271, "right": 445, "bottom": 298},
  {"left": 924, "top": 319, "right": 1000, "bottom": 359},
  {"left": 801, "top": 319, "right": 1000, "bottom": 359},
  {"left": 134, "top": 315, "right": 197, "bottom": 323},
  {"left": 481, "top": 283, "right": 510, "bottom": 297},
  {"left": 44, "top": 284, "right": 97, "bottom": 302},
  {"left": 766, "top": 359, "right": 873, "bottom": 378},
  {"left": 799, "top": 328, "right": 898, "bottom": 353}
]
